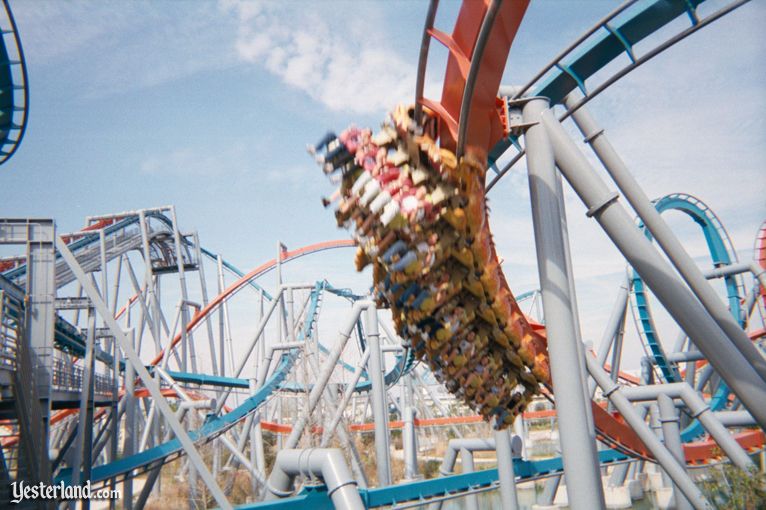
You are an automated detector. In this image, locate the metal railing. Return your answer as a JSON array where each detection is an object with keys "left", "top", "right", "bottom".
[{"left": 52, "top": 358, "right": 112, "bottom": 395}]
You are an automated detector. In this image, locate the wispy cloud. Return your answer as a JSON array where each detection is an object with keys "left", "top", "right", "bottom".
[
  {"left": 140, "top": 143, "right": 249, "bottom": 177},
  {"left": 222, "top": 0, "right": 417, "bottom": 114},
  {"left": 13, "top": 1, "right": 238, "bottom": 97}
]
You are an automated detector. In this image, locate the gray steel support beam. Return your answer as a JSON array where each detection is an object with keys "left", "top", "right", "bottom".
[
  {"left": 715, "top": 411, "right": 756, "bottom": 427},
  {"left": 555, "top": 169, "right": 596, "bottom": 433},
  {"left": 523, "top": 98, "right": 605, "bottom": 510},
  {"left": 170, "top": 207, "right": 196, "bottom": 375},
  {"left": 320, "top": 349, "right": 371, "bottom": 448},
  {"left": 494, "top": 425, "right": 520, "bottom": 510},
  {"left": 70, "top": 308, "right": 96, "bottom": 510},
  {"left": 565, "top": 91, "right": 766, "bottom": 382},
  {"left": 459, "top": 448, "right": 479, "bottom": 510},
  {"left": 214, "top": 288, "right": 283, "bottom": 414},
  {"left": 55, "top": 237, "right": 233, "bottom": 510},
  {"left": 271, "top": 301, "right": 369, "bottom": 467},
  {"left": 268, "top": 449, "right": 364, "bottom": 510},
  {"left": 621, "top": 384, "right": 754, "bottom": 470},
  {"left": 658, "top": 394, "right": 692, "bottom": 510},
  {"left": 540, "top": 108, "right": 766, "bottom": 428},
  {"left": 156, "top": 368, "right": 268, "bottom": 491},
  {"left": 540, "top": 475, "right": 561, "bottom": 505},
  {"left": 192, "top": 232, "right": 217, "bottom": 376},
  {"left": 366, "top": 306, "right": 391, "bottom": 487},
  {"left": 590, "top": 275, "right": 630, "bottom": 397},
  {"left": 403, "top": 406, "right": 418, "bottom": 480},
  {"left": 123, "top": 331, "right": 136, "bottom": 510},
  {"left": 137, "top": 210, "right": 162, "bottom": 366},
  {"left": 586, "top": 354, "right": 709, "bottom": 509},
  {"left": 108, "top": 339, "right": 120, "bottom": 510},
  {"left": 435, "top": 439, "right": 500, "bottom": 510},
  {"left": 7, "top": 220, "right": 57, "bottom": 485}
]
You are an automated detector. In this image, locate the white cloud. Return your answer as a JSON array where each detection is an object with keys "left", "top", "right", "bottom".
[
  {"left": 140, "top": 143, "right": 249, "bottom": 176},
  {"left": 223, "top": 0, "right": 417, "bottom": 115},
  {"left": 12, "top": 1, "right": 238, "bottom": 97}
]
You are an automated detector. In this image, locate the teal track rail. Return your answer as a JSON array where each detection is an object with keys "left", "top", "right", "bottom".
[
  {"left": 0, "top": 0, "right": 28, "bottom": 165},
  {"left": 166, "top": 280, "right": 416, "bottom": 394},
  {"left": 3, "top": 211, "right": 270, "bottom": 298},
  {"left": 489, "top": 0, "right": 748, "bottom": 164},
  {"left": 235, "top": 449, "right": 629, "bottom": 509},
  {"left": 56, "top": 351, "right": 298, "bottom": 486},
  {"left": 55, "top": 281, "right": 328, "bottom": 486},
  {"left": 632, "top": 193, "right": 743, "bottom": 440}
]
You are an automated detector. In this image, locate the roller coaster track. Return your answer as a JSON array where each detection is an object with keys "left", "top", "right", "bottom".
[
  {"left": 631, "top": 193, "right": 745, "bottom": 384},
  {"left": 8, "top": 0, "right": 763, "bottom": 506},
  {"left": 411, "top": 0, "right": 761, "bottom": 464},
  {"left": 43, "top": 260, "right": 412, "bottom": 486},
  {"left": 0, "top": 0, "right": 28, "bottom": 166},
  {"left": 2, "top": 210, "right": 269, "bottom": 297},
  {"left": 54, "top": 281, "right": 329, "bottom": 487},
  {"left": 757, "top": 220, "right": 766, "bottom": 309},
  {"left": 299, "top": 1, "right": 763, "bottom": 507},
  {"left": 630, "top": 193, "right": 747, "bottom": 443},
  {"left": 486, "top": 0, "right": 751, "bottom": 188}
]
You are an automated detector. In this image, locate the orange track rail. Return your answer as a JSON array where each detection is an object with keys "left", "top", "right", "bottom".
[{"left": 412, "top": 0, "right": 763, "bottom": 464}]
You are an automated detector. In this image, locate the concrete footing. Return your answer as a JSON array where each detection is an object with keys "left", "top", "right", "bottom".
[
  {"left": 627, "top": 479, "right": 644, "bottom": 500},
  {"left": 552, "top": 485, "right": 568, "bottom": 507},
  {"left": 638, "top": 471, "right": 665, "bottom": 492},
  {"left": 604, "top": 485, "right": 632, "bottom": 509},
  {"left": 655, "top": 487, "right": 675, "bottom": 510}
]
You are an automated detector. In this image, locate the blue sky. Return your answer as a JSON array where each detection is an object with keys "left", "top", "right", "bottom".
[{"left": 1, "top": 0, "right": 764, "bottom": 370}]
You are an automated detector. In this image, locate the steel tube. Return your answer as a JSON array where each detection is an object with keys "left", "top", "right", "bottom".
[
  {"left": 565, "top": 91, "right": 766, "bottom": 383},
  {"left": 524, "top": 97, "right": 606, "bottom": 510},
  {"left": 320, "top": 349, "right": 371, "bottom": 448},
  {"left": 435, "top": 439, "right": 496, "bottom": 510},
  {"left": 459, "top": 448, "right": 480, "bottom": 510},
  {"left": 268, "top": 449, "right": 364, "bottom": 510},
  {"left": 586, "top": 354, "right": 709, "bottom": 509},
  {"left": 494, "top": 426, "right": 520, "bottom": 510},
  {"left": 541, "top": 108, "right": 766, "bottom": 428},
  {"left": 658, "top": 394, "right": 692, "bottom": 510},
  {"left": 403, "top": 406, "right": 419, "bottom": 480},
  {"left": 621, "top": 383, "right": 754, "bottom": 470},
  {"left": 366, "top": 305, "right": 392, "bottom": 486},
  {"left": 214, "top": 288, "right": 283, "bottom": 414},
  {"left": 714, "top": 411, "right": 756, "bottom": 427},
  {"left": 590, "top": 274, "right": 630, "bottom": 397},
  {"left": 55, "top": 238, "right": 233, "bottom": 510},
  {"left": 278, "top": 301, "right": 370, "bottom": 454}
]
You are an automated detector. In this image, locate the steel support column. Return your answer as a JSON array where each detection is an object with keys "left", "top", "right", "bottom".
[
  {"left": 540, "top": 108, "right": 766, "bottom": 428},
  {"left": 403, "top": 406, "right": 418, "bottom": 481},
  {"left": 587, "top": 354, "right": 709, "bottom": 509},
  {"left": 55, "top": 238, "right": 233, "bottom": 510},
  {"left": 366, "top": 306, "right": 391, "bottom": 487},
  {"left": 494, "top": 425, "right": 520, "bottom": 510},
  {"left": 565, "top": 91, "right": 766, "bottom": 382},
  {"left": 523, "top": 98, "right": 605, "bottom": 510},
  {"left": 658, "top": 394, "right": 692, "bottom": 510}
]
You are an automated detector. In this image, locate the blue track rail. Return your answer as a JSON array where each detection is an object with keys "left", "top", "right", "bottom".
[
  {"left": 166, "top": 280, "right": 416, "bottom": 394},
  {"left": 235, "top": 449, "right": 630, "bottom": 509},
  {"left": 3, "top": 211, "right": 270, "bottom": 298},
  {"left": 56, "top": 281, "right": 328, "bottom": 486},
  {"left": 632, "top": 193, "right": 743, "bottom": 440},
  {"left": 489, "top": 0, "right": 746, "bottom": 164}
]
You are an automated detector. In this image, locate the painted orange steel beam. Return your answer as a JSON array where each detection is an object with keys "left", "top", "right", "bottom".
[
  {"left": 149, "top": 239, "right": 355, "bottom": 366},
  {"left": 435, "top": 0, "right": 529, "bottom": 159}
]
